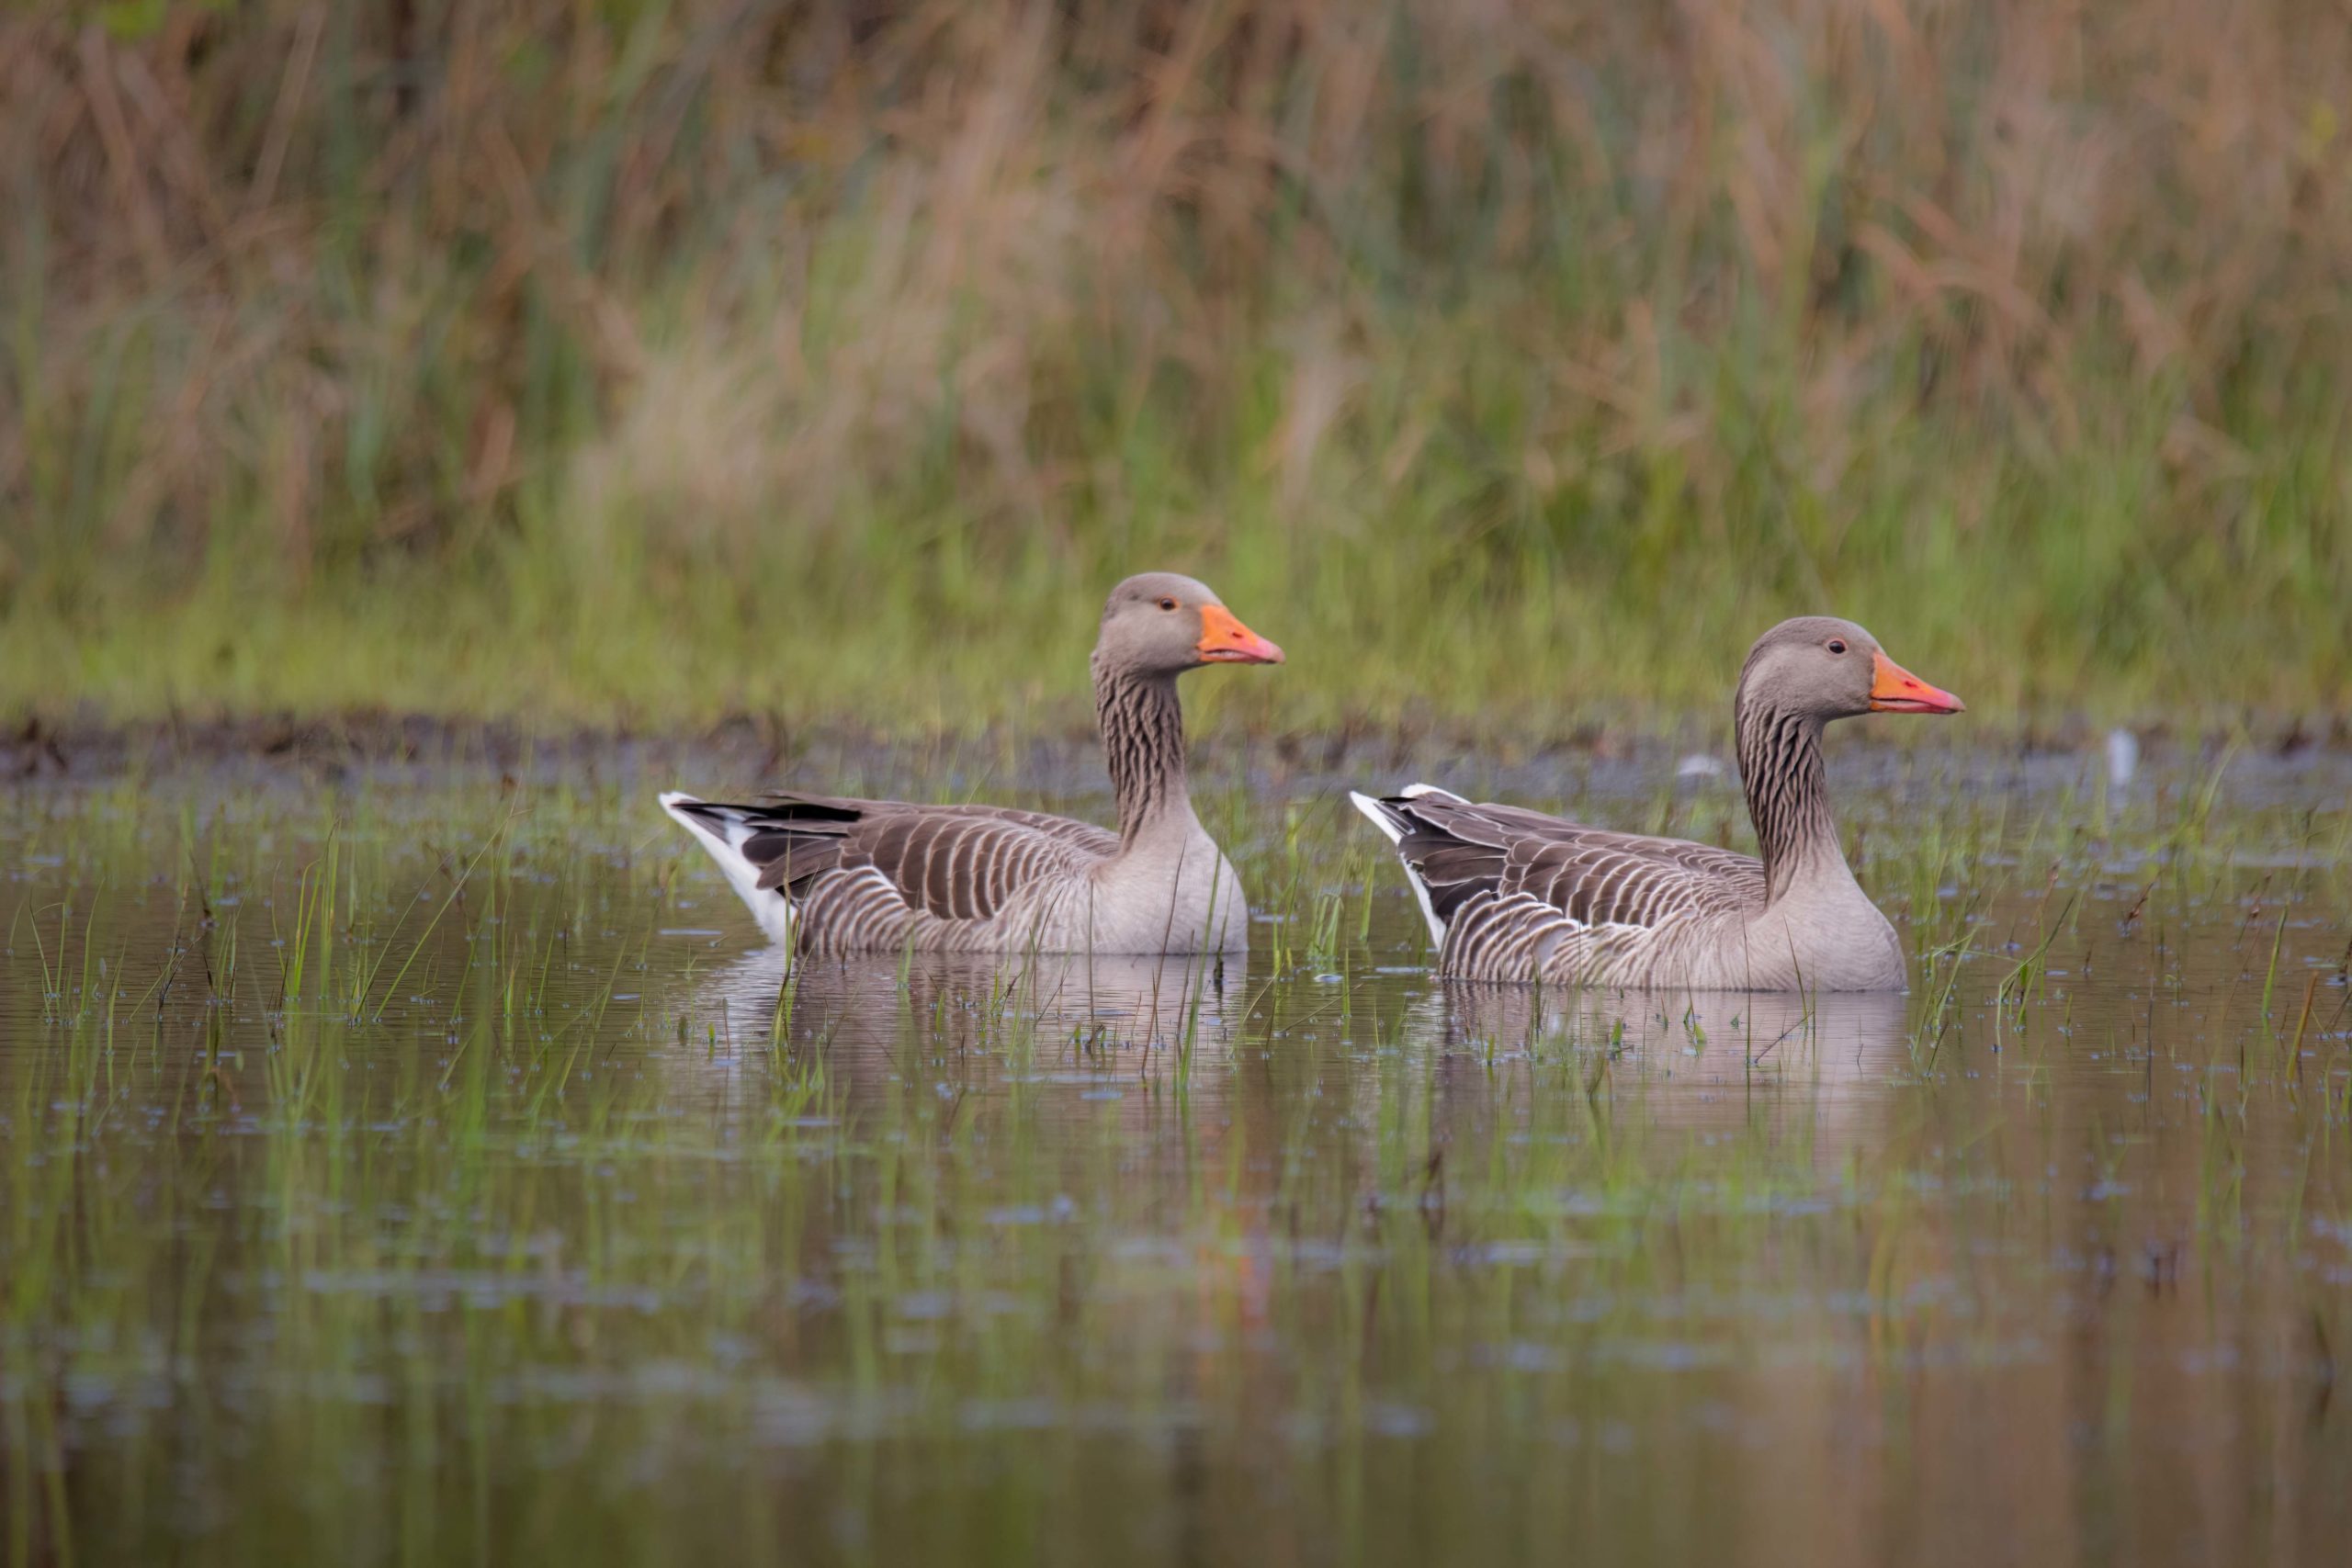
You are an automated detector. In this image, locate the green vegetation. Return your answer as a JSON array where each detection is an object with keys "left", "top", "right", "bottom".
[
  {"left": 5, "top": 2, "right": 2348, "bottom": 735},
  {"left": 4, "top": 765, "right": 2348, "bottom": 1562}
]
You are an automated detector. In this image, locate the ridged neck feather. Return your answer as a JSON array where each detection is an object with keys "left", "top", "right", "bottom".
[
  {"left": 1092, "top": 658, "right": 1191, "bottom": 846},
  {"left": 1733, "top": 687, "right": 1839, "bottom": 901}
]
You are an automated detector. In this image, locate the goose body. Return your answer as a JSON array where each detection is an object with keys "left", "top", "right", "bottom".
[
  {"left": 1352, "top": 617, "right": 1963, "bottom": 991},
  {"left": 663, "top": 573, "right": 1280, "bottom": 955}
]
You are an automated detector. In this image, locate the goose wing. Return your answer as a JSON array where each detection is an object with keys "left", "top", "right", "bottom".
[
  {"left": 671, "top": 794, "right": 1117, "bottom": 927},
  {"left": 1353, "top": 787, "right": 1763, "bottom": 972}
]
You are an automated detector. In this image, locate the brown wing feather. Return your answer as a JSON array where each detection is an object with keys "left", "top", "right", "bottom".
[
  {"left": 734, "top": 794, "right": 1116, "bottom": 922},
  {"left": 1383, "top": 795, "right": 1763, "bottom": 932}
]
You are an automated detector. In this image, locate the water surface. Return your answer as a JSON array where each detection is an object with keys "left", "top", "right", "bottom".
[{"left": 4, "top": 743, "right": 2348, "bottom": 1565}]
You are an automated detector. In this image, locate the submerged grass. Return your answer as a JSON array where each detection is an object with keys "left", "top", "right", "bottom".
[{"left": 4, "top": 1, "right": 2349, "bottom": 735}]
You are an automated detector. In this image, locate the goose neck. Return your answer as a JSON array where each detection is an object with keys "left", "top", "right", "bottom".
[
  {"left": 1735, "top": 699, "right": 1840, "bottom": 900},
  {"left": 1093, "top": 660, "right": 1193, "bottom": 847}
]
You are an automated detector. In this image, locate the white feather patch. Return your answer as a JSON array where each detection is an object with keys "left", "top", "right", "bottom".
[
  {"left": 1347, "top": 790, "right": 1406, "bottom": 845},
  {"left": 1349, "top": 789, "right": 1447, "bottom": 946},
  {"left": 660, "top": 791, "right": 796, "bottom": 946}
]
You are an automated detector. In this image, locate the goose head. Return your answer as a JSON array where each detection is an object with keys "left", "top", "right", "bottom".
[
  {"left": 1736, "top": 616, "right": 1964, "bottom": 723},
  {"left": 1096, "top": 572, "right": 1284, "bottom": 678}
]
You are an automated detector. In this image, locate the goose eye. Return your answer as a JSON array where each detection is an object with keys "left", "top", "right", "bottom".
[
  {"left": 1826, "top": 639, "right": 1848, "bottom": 655},
  {"left": 1157, "top": 597, "right": 1178, "bottom": 612}
]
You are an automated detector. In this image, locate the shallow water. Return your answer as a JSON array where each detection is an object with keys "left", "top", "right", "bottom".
[{"left": 4, "top": 744, "right": 2350, "bottom": 1566}]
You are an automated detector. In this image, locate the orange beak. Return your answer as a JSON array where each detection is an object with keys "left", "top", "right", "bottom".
[
  {"left": 1869, "top": 649, "right": 1964, "bottom": 715},
  {"left": 1196, "top": 604, "right": 1283, "bottom": 664}
]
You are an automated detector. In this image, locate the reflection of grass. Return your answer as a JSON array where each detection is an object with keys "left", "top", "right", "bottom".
[
  {"left": 6, "top": 4, "right": 2350, "bottom": 736},
  {"left": 2, "top": 767, "right": 2348, "bottom": 1562}
]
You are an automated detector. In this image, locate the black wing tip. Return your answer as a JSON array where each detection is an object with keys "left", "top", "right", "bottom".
[
  {"left": 749, "top": 797, "right": 865, "bottom": 823},
  {"left": 664, "top": 794, "right": 865, "bottom": 827},
  {"left": 1378, "top": 784, "right": 1472, "bottom": 818},
  {"left": 660, "top": 791, "right": 729, "bottom": 828}
]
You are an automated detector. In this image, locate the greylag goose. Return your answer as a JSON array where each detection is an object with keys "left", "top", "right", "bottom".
[
  {"left": 662, "top": 573, "right": 1283, "bottom": 954},
  {"left": 1351, "top": 617, "right": 1963, "bottom": 990}
]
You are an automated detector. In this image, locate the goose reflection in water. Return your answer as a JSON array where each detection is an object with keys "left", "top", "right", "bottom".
[
  {"left": 675, "top": 944, "right": 1252, "bottom": 1116},
  {"left": 1419, "top": 983, "right": 1917, "bottom": 1149}
]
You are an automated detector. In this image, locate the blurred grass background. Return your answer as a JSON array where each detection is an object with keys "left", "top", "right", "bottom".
[{"left": 1, "top": 0, "right": 2346, "bottom": 739}]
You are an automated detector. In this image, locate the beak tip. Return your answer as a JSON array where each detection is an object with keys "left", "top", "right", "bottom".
[
  {"left": 1196, "top": 604, "right": 1283, "bottom": 665},
  {"left": 1870, "top": 650, "right": 1963, "bottom": 716}
]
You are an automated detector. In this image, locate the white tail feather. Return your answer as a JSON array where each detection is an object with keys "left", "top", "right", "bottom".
[
  {"left": 1347, "top": 790, "right": 1406, "bottom": 845},
  {"left": 1349, "top": 787, "right": 1449, "bottom": 946},
  {"left": 659, "top": 791, "right": 797, "bottom": 945}
]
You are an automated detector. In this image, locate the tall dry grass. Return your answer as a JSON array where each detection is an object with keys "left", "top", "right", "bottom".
[{"left": 2, "top": 0, "right": 2347, "bottom": 731}]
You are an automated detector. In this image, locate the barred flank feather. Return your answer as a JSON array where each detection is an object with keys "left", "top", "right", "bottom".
[
  {"left": 660, "top": 574, "right": 1261, "bottom": 956},
  {"left": 1351, "top": 616, "right": 1943, "bottom": 991}
]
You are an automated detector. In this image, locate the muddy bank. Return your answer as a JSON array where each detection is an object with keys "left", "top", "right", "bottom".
[{"left": 9, "top": 709, "right": 2352, "bottom": 821}]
